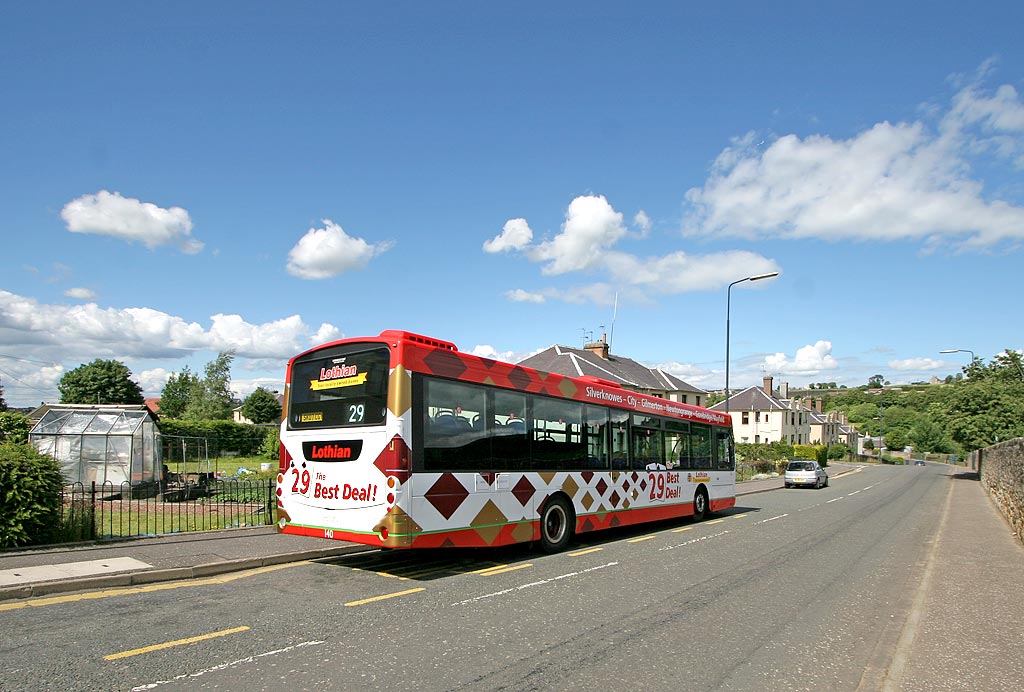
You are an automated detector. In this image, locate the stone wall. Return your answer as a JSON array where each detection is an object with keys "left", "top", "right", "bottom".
[{"left": 973, "top": 438, "right": 1024, "bottom": 542}]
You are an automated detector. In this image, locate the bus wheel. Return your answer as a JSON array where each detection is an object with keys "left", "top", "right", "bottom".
[
  {"left": 692, "top": 488, "right": 709, "bottom": 522},
  {"left": 539, "top": 496, "right": 574, "bottom": 553}
]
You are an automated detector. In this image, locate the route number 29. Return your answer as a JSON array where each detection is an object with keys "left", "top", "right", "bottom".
[
  {"left": 649, "top": 473, "right": 667, "bottom": 500},
  {"left": 291, "top": 468, "right": 311, "bottom": 494}
]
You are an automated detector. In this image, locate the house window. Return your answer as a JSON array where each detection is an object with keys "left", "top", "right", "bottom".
[{"left": 742, "top": 412, "right": 749, "bottom": 425}]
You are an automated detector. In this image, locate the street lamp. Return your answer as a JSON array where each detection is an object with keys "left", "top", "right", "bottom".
[
  {"left": 725, "top": 272, "right": 779, "bottom": 421},
  {"left": 940, "top": 348, "right": 975, "bottom": 361},
  {"left": 940, "top": 348, "right": 976, "bottom": 378}
]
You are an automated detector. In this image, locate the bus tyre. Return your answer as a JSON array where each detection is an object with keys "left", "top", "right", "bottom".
[
  {"left": 692, "top": 488, "right": 709, "bottom": 522},
  {"left": 539, "top": 496, "right": 574, "bottom": 553}
]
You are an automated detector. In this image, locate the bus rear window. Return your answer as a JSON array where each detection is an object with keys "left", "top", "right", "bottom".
[{"left": 288, "top": 345, "right": 390, "bottom": 429}]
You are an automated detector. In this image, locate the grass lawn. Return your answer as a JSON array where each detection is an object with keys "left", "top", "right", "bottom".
[{"left": 164, "top": 455, "right": 279, "bottom": 478}]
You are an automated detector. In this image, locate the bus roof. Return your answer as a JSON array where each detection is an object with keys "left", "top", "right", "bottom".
[{"left": 291, "top": 330, "right": 730, "bottom": 428}]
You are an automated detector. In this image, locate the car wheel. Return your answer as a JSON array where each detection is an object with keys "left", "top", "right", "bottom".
[{"left": 539, "top": 495, "right": 573, "bottom": 553}]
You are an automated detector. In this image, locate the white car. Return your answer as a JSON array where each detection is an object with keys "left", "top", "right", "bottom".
[{"left": 784, "top": 460, "right": 829, "bottom": 489}]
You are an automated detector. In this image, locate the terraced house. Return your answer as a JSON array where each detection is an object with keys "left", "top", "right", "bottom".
[{"left": 517, "top": 334, "right": 707, "bottom": 407}]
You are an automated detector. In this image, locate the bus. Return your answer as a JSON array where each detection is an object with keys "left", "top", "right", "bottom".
[{"left": 276, "top": 330, "right": 735, "bottom": 552}]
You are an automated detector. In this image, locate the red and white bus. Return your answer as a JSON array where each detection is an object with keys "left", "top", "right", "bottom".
[{"left": 276, "top": 330, "right": 735, "bottom": 552}]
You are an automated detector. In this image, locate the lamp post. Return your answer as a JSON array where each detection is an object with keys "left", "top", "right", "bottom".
[
  {"left": 940, "top": 348, "right": 976, "bottom": 378},
  {"left": 940, "top": 348, "right": 975, "bottom": 361},
  {"left": 725, "top": 272, "right": 779, "bottom": 421}
]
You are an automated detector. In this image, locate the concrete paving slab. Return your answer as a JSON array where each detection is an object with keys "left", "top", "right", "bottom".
[{"left": 0, "top": 556, "right": 153, "bottom": 586}]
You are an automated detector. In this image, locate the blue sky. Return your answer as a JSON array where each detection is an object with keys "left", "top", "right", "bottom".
[{"left": 2, "top": 2, "right": 1022, "bottom": 408}]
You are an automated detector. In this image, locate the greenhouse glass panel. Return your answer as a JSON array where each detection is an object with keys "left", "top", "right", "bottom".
[
  {"left": 63, "top": 412, "right": 95, "bottom": 434},
  {"left": 36, "top": 410, "right": 72, "bottom": 434},
  {"left": 85, "top": 413, "right": 119, "bottom": 434}
]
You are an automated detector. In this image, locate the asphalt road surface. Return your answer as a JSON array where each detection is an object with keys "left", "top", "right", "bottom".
[{"left": 0, "top": 463, "right": 973, "bottom": 691}]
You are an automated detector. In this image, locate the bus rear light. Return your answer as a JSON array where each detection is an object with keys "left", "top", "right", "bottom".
[{"left": 279, "top": 442, "right": 292, "bottom": 473}]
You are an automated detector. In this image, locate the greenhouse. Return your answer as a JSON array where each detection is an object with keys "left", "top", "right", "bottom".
[{"left": 30, "top": 405, "right": 160, "bottom": 486}]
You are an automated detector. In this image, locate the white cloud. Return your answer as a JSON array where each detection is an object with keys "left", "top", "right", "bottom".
[
  {"left": 136, "top": 367, "right": 172, "bottom": 393},
  {"left": 310, "top": 323, "right": 343, "bottom": 346},
  {"left": 505, "top": 289, "right": 546, "bottom": 303},
  {"left": 64, "top": 287, "right": 97, "bottom": 300},
  {"left": 633, "top": 210, "right": 651, "bottom": 232},
  {"left": 683, "top": 74, "right": 1024, "bottom": 249},
  {"left": 490, "top": 195, "right": 781, "bottom": 306},
  {"left": 764, "top": 341, "right": 839, "bottom": 376},
  {"left": 470, "top": 344, "right": 536, "bottom": 364},
  {"left": 286, "top": 219, "right": 393, "bottom": 280},
  {"left": 651, "top": 360, "right": 709, "bottom": 382},
  {"left": 602, "top": 250, "right": 780, "bottom": 294},
  {"left": 890, "top": 357, "right": 944, "bottom": 371},
  {"left": 529, "top": 195, "right": 628, "bottom": 274},
  {"left": 232, "top": 377, "right": 286, "bottom": 400},
  {"left": 61, "top": 190, "right": 203, "bottom": 254},
  {"left": 483, "top": 218, "right": 533, "bottom": 253},
  {"left": 0, "top": 290, "right": 340, "bottom": 361}
]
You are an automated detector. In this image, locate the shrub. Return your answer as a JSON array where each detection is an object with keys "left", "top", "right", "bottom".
[
  {"left": 0, "top": 442, "right": 65, "bottom": 548},
  {"left": 260, "top": 427, "right": 280, "bottom": 460},
  {"left": 0, "top": 412, "right": 33, "bottom": 444}
]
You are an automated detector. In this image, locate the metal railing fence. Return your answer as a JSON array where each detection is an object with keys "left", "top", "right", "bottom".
[{"left": 59, "top": 478, "right": 276, "bottom": 540}]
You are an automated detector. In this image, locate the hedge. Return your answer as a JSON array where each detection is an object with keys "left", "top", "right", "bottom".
[{"left": 157, "top": 419, "right": 275, "bottom": 457}]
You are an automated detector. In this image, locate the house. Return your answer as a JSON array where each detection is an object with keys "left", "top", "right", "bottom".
[
  {"left": 516, "top": 334, "right": 707, "bottom": 406},
  {"left": 710, "top": 376, "right": 812, "bottom": 445},
  {"left": 807, "top": 403, "right": 843, "bottom": 446},
  {"left": 233, "top": 391, "right": 285, "bottom": 425}
]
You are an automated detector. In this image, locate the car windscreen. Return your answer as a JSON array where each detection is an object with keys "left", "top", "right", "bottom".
[{"left": 787, "top": 461, "right": 814, "bottom": 471}]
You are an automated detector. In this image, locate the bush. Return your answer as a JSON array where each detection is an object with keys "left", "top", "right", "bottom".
[
  {"left": 260, "top": 427, "right": 280, "bottom": 460},
  {"left": 0, "top": 442, "right": 65, "bottom": 548}
]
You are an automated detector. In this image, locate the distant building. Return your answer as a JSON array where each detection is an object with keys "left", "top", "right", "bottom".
[
  {"left": 233, "top": 392, "right": 285, "bottom": 425},
  {"left": 710, "top": 376, "right": 811, "bottom": 445},
  {"left": 517, "top": 334, "right": 707, "bottom": 406}
]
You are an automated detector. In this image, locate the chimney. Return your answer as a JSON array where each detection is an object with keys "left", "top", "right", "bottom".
[
  {"left": 763, "top": 375, "right": 773, "bottom": 396},
  {"left": 815, "top": 397, "right": 822, "bottom": 413},
  {"left": 780, "top": 382, "right": 789, "bottom": 399},
  {"left": 584, "top": 332, "right": 610, "bottom": 360}
]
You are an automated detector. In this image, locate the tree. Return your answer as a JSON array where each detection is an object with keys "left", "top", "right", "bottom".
[
  {"left": 883, "top": 428, "right": 909, "bottom": 452},
  {"left": 0, "top": 412, "right": 32, "bottom": 443},
  {"left": 0, "top": 377, "right": 7, "bottom": 412},
  {"left": 867, "top": 374, "right": 885, "bottom": 388},
  {"left": 184, "top": 351, "right": 235, "bottom": 420},
  {"left": 241, "top": 387, "right": 282, "bottom": 424},
  {"left": 159, "top": 367, "right": 199, "bottom": 418},
  {"left": 58, "top": 359, "right": 144, "bottom": 405},
  {"left": 908, "top": 419, "right": 955, "bottom": 454}
]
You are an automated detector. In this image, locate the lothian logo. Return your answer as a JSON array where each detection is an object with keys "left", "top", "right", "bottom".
[{"left": 320, "top": 364, "right": 357, "bottom": 380}]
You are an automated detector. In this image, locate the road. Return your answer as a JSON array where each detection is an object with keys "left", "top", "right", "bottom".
[{"left": 0, "top": 463, "right": 976, "bottom": 691}]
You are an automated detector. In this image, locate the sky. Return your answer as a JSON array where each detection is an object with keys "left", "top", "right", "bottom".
[{"left": 2, "top": 2, "right": 1023, "bottom": 409}]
